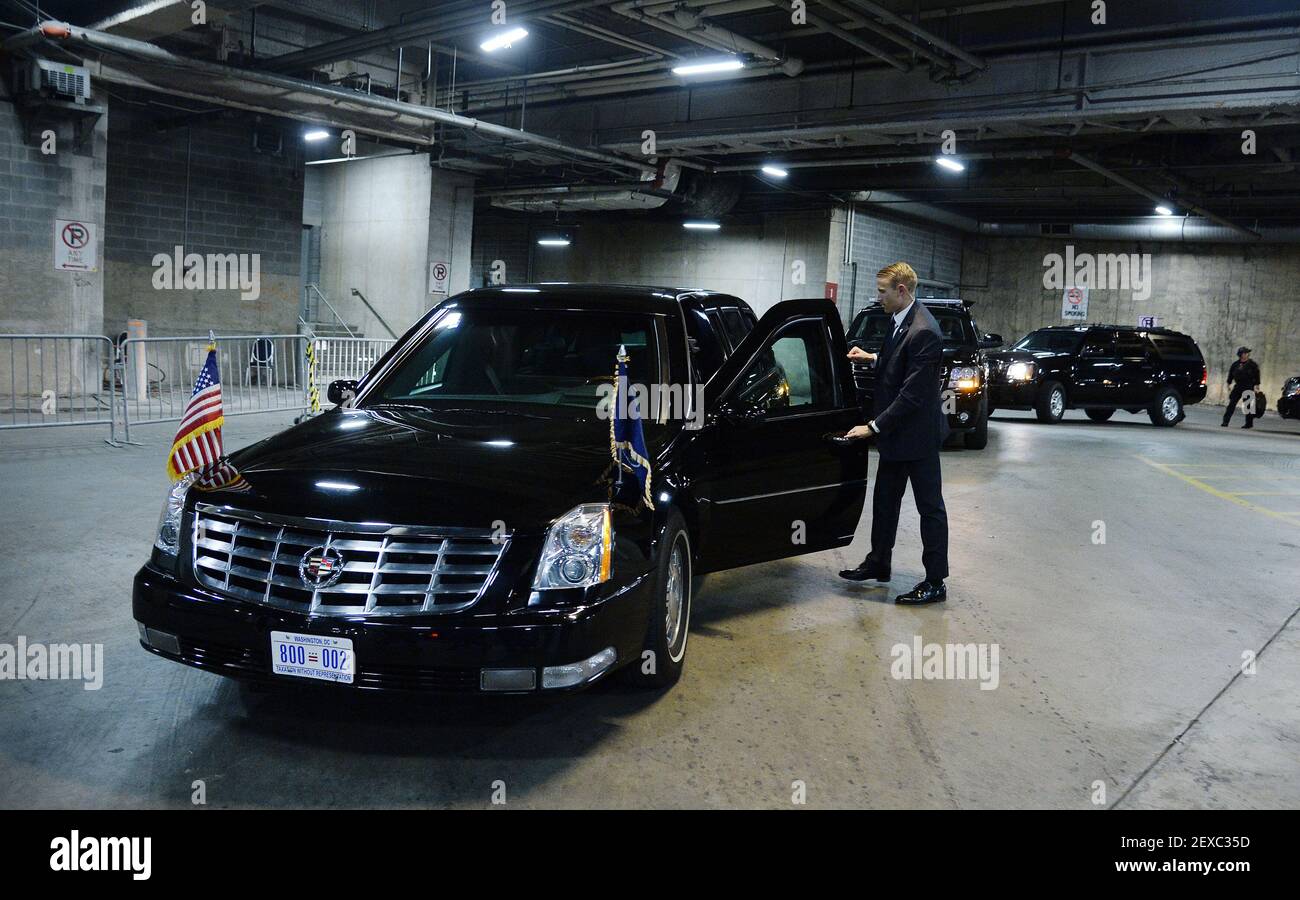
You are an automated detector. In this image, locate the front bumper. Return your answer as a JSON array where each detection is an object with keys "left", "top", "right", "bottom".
[
  {"left": 1279, "top": 393, "right": 1300, "bottom": 420},
  {"left": 989, "top": 380, "right": 1038, "bottom": 409},
  {"left": 943, "top": 388, "right": 985, "bottom": 432},
  {"left": 133, "top": 563, "right": 653, "bottom": 694}
]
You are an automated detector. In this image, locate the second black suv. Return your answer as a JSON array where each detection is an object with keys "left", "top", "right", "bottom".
[
  {"left": 847, "top": 299, "right": 1003, "bottom": 449},
  {"left": 988, "top": 325, "right": 1208, "bottom": 426}
]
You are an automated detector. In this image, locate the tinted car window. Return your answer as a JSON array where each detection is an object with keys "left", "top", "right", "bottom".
[
  {"left": 1116, "top": 333, "right": 1151, "bottom": 357},
  {"left": 850, "top": 306, "right": 975, "bottom": 349},
  {"left": 367, "top": 307, "right": 659, "bottom": 416},
  {"left": 1080, "top": 330, "right": 1118, "bottom": 356},
  {"left": 734, "top": 318, "right": 836, "bottom": 416},
  {"left": 1013, "top": 329, "right": 1085, "bottom": 353},
  {"left": 720, "top": 308, "right": 752, "bottom": 349},
  {"left": 1150, "top": 335, "right": 1201, "bottom": 361}
]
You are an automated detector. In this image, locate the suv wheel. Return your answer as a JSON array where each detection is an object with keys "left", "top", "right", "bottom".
[
  {"left": 624, "top": 513, "right": 692, "bottom": 689},
  {"left": 1035, "top": 381, "right": 1066, "bottom": 423},
  {"left": 965, "top": 399, "right": 989, "bottom": 449},
  {"left": 1085, "top": 408, "right": 1114, "bottom": 423},
  {"left": 1148, "top": 387, "right": 1184, "bottom": 427}
]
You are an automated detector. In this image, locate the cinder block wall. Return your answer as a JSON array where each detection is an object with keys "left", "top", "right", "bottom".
[
  {"left": 961, "top": 235, "right": 1300, "bottom": 404},
  {"left": 0, "top": 88, "right": 107, "bottom": 336},
  {"left": 102, "top": 96, "right": 304, "bottom": 339}
]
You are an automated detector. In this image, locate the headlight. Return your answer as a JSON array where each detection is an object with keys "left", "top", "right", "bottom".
[
  {"left": 533, "top": 503, "right": 612, "bottom": 590},
  {"left": 154, "top": 472, "right": 196, "bottom": 558},
  {"left": 1006, "top": 361, "right": 1035, "bottom": 382},
  {"left": 949, "top": 366, "right": 980, "bottom": 390}
]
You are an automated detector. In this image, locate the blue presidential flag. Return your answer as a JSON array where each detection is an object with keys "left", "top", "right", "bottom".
[{"left": 610, "top": 345, "right": 654, "bottom": 509}]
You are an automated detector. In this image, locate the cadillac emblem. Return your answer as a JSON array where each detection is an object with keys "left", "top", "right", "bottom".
[{"left": 299, "top": 545, "right": 345, "bottom": 589}]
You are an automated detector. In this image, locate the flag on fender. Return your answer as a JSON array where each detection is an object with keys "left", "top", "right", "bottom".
[
  {"left": 167, "top": 342, "right": 224, "bottom": 480},
  {"left": 610, "top": 344, "right": 654, "bottom": 509}
]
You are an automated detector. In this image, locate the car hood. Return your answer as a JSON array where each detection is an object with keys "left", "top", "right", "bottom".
[{"left": 195, "top": 407, "right": 648, "bottom": 532}]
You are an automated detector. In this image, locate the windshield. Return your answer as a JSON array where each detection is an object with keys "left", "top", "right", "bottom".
[
  {"left": 364, "top": 307, "right": 661, "bottom": 418},
  {"left": 1013, "top": 330, "right": 1085, "bottom": 353},
  {"left": 849, "top": 306, "right": 975, "bottom": 349}
]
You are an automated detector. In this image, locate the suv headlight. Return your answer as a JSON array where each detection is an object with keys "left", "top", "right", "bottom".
[
  {"left": 532, "top": 503, "right": 612, "bottom": 590},
  {"left": 1006, "top": 361, "right": 1035, "bottom": 382},
  {"left": 154, "top": 473, "right": 196, "bottom": 559},
  {"left": 949, "top": 366, "right": 980, "bottom": 390}
]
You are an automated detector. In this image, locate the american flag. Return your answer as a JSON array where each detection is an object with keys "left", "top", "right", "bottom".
[{"left": 167, "top": 343, "right": 225, "bottom": 481}]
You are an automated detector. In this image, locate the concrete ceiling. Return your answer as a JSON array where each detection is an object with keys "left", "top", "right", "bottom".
[{"left": 11, "top": 0, "right": 1300, "bottom": 226}]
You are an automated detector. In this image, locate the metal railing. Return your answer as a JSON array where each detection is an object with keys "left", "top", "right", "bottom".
[
  {"left": 311, "top": 336, "right": 396, "bottom": 384},
  {"left": 0, "top": 334, "right": 118, "bottom": 443},
  {"left": 0, "top": 331, "right": 400, "bottom": 446},
  {"left": 119, "top": 334, "right": 309, "bottom": 441}
]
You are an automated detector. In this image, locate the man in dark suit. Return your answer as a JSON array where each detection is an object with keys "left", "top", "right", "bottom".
[{"left": 838, "top": 262, "right": 950, "bottom": 605}]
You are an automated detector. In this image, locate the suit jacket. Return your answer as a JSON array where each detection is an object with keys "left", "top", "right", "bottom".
[{"left": 871, "top": 302, "right": 950, "bottom": 461}]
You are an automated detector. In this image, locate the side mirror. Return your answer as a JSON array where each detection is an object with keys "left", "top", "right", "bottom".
[
  {"left": 327, "top": 379, "right": 358, "bottom": 406},
  {"left": 980, "top": 333, "right": 1003, "bottom": 349}
]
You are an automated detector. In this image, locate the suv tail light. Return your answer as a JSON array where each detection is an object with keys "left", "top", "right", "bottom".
[{"left": 1200, "top": 366, "right": 1208, "bottom": 386}]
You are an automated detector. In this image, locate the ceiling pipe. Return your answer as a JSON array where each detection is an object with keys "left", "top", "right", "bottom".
[
  {"left": 813, "top": 0, "right": 957, "bottom": 71},
  {"left": 763, "top": 0, "right": 910, "bottom": 71},
  {"left": 541, "top": 12, "right": 686, "bottom": 59},
  {"left": 1062, "top": 150, "right": 1260, "bottom": 240},
  {"left": 610, "top": 1, "right": 805, "bottom": 76},
  {"left": 9, "top": 21, "right": 660, "bottom": 176},
  {"left": 851, "top": 190, "right": 1297, "bottom": 243},
  {"left": 843, "top": 0, "right": 987, "bottom": 70},
  {"left": 261, "top": 0, "right": 610, "bottom": 73},
  {"left": 714, "top": 149, "right": 1055, "bottom": 171}
]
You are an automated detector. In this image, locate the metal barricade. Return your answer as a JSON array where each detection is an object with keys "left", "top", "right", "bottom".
[
  {"left": 0, "top": 334, "right": 118, "bottom": 443},
  {"left": 310, "top": 336, "right": 396, "bottom": 385},
  {"left": 120, "top": 334, "right": 309, "bottom": 441}
]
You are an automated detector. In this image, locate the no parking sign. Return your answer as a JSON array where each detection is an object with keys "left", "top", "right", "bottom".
[
  {"left": 54, "top": 219, "right": 98, "bottom": 272},
  {"left": 429, "top": 260, "right": 449, "bottom": 293}
]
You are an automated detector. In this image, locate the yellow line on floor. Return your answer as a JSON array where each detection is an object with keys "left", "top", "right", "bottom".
[
  {"left": 1224, "top": 491, "right": 1300, "bottom": 496},
  {"left": 1137, "top": 456, "right": 1300, "bottom": 527}
]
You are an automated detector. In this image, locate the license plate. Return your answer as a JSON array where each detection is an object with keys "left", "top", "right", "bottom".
[{"left": 270, "top": 631, "right": 355, "bottom": 684}]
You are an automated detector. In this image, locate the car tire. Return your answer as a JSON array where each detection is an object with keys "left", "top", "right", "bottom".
[
  {"left": 1035, "top": 381, "right": 1066, "bottom": 423},
  {"left": 623, "top": 512, "right": 692, "bottom": 690},
  {"left": 964, "top": 401, "right": 989, "bottom": 449},
  {"left": 1085, "top": 408, "right": 1114, "bottom": 422},
  {"left": 1148, "top": 387, "right": 1184, "bottom": 426}
]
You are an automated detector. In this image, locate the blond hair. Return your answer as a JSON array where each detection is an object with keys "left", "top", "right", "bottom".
[{"left": 877, "top": 262, "right": 918, "bottom": 293}]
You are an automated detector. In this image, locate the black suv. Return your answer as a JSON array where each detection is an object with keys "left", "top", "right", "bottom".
[
  {"left": 847, "top": 299, "right": 1003, "bottom": 449},
  {"left": 134, "top": 285, "right": 867, "bottom": 695},
  {"left": 988, "top": 325, "right": 1207, "bottom": 426}
]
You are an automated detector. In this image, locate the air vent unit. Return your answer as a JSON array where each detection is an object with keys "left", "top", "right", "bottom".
[{"left": 18, "top": 59, "right": 92, "bottom": 103}]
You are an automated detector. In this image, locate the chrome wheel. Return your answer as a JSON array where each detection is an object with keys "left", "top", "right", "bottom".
[
  {"left": 1162, "top": 394, "right": 1180, "bottom": 421},
  {"left": 664, "top": 538, "right": 687, "bottom": 658},
  {"left": 1049, "top": 388, "right": 1064, "bottom": 419}
]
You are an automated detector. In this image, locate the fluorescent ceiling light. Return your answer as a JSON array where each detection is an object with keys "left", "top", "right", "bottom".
[
  {"left": 304, "top": 129, "right": 330, "bottom": 142},
  {"left": 683, "top": 221, "right": 721, "bottom": 230},
  {"left": 480, "top": 27, "right": 528, "bottom": 52},
  {"left": 1155, "top": 205, "right": 1174, "bottom": 216},
  {"left": 935, "top": 156, "right": 965, "bottom": 172},
  {"left": 761, "top": 165, "right": 789, "bottom": 178},
  {"left": 537, "top": 238, "right": 571, "bottom": 247},
  {"left": 672, "top": 58, "right": 744, "bottom": 77}
]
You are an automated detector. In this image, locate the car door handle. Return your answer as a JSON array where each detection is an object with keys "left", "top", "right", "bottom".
[{"left": 823, "top": 432, "right": 855, "bottom": 446}]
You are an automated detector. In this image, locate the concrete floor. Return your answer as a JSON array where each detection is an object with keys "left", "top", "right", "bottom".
[{"left": 1, "top": 402, "right": 1297, "bottom": 809}]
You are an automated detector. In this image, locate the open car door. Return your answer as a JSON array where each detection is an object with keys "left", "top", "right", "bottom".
[{"left": 693, "top": 298, "right": 868, "bottom": 573}]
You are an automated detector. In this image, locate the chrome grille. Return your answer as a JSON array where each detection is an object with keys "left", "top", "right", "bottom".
[{"left": 192, "top": 504, "right": 506, "bottom": 616}]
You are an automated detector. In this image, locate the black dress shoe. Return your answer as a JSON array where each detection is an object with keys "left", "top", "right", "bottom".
[
  {"left": 896, "top": 580, "right": 947, "bottom": 605},
  {"left": 838, "top": 560, "right": 891, "bottom": 582}
]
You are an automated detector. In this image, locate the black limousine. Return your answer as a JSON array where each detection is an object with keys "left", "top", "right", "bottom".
[{"left": 135, "top": 285, "right": 868, "bottom": 694}]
